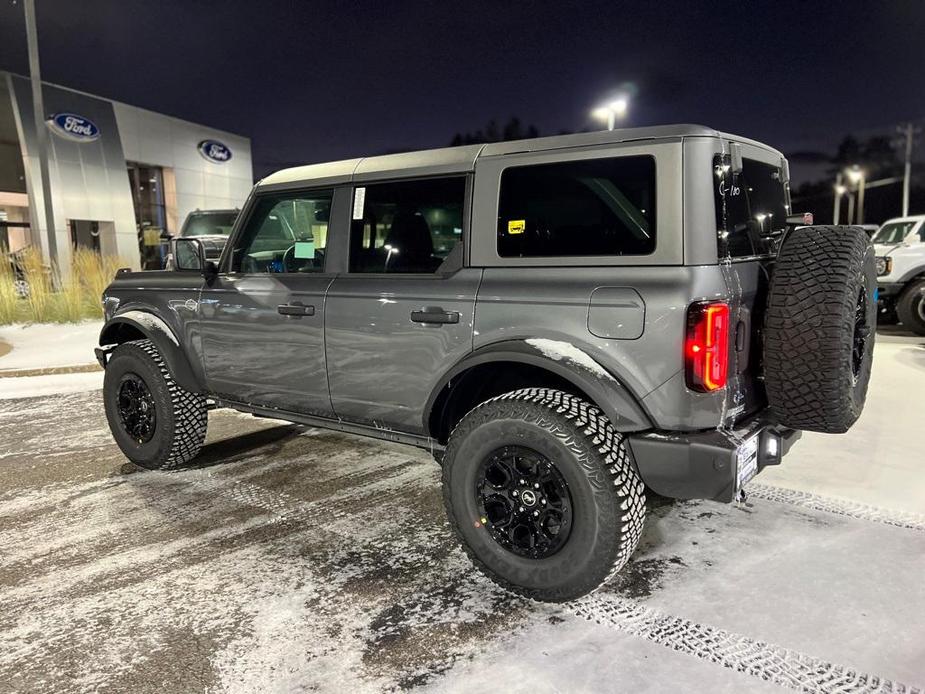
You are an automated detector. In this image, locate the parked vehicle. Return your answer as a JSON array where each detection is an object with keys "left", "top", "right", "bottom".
[
  {"left": 873, "top": 215, "right": 925, "bottom": 334},
  {"left": 5, "top": 248, "right": 30, "bottom": 298},
  {"left": 96, "top": 125, "right": 876, "bottom": 601},
  {"left": 164, "top": 209, "right": 239, "bottom": 269}
]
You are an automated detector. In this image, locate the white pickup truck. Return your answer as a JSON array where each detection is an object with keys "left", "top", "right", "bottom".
[{"left": 874, "top": 215, "right": 925, "bottom": 334}]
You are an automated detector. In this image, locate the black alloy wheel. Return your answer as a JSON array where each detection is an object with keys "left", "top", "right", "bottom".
[
  {"left": 117, "top": 373, "right": 157, "bottom": 444},
  {"left": 852, "top": 286, "right": 871, "bottom": 382},
  {"left": 476, "top": 446, "right": 572, "bottom": 559}
]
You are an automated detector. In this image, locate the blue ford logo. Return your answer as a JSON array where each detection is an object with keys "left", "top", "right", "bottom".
[
  {"left": 47, "top": 113, "right": 100, "bottom": 142},
  {"left": 198, "top": 139, "right": 232, "bottom": 163}
]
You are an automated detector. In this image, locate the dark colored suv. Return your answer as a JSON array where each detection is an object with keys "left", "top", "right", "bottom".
[{"left": 96, "top": 125, "right": 876, "bottom": 601}]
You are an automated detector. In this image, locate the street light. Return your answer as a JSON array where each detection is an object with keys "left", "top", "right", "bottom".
[
  {"left": 846, "top": 166, "right": 866, "bottom": 224},
  {"left": 592, "top": 97, "right": 629, "bottom": 131}
]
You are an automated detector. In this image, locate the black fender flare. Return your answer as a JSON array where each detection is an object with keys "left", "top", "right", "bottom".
[
  {"left": 424, "top": 339, "right": 652, "bottom": 435},
  {"left": 98, "top": 310, "right": 204, "bottom": 393}
]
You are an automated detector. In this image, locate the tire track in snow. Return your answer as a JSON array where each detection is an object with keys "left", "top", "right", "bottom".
[
  {"left": 569, "top": 594, "right": 923, "bottom": 693},
  {"left": 747, "top": 483, "right": 925, "bottom": 532}
]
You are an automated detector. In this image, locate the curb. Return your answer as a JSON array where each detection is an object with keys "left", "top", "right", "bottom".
[{"left": 0, "top": 364, "right": 103, "bottom": 379}]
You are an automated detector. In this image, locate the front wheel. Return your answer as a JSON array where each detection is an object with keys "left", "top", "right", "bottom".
[
  {"left": 103, "top": 339, "right": 208, "bottom": 469},
  {"left": 896, "top": 279, "right": 925, "bottom": 336},
  {"left": 442, "top": 388, "right": 646, "bottom": 602}
]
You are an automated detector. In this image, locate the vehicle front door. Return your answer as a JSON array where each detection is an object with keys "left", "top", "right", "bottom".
[
  {"left": 198, "top": 188, "right": 342, "bottom": 416},
  {"left": 324, "top": 176, "right": 480, "bottom": 434}
]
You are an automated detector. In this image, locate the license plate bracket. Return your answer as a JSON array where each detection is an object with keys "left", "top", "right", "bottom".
[{"left": 736, "top": 434, "right": 760, "bottom": 491}]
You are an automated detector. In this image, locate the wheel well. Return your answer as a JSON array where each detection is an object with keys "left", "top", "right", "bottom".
[
  {"left": 428, "top": 361, "right": 596, "bottom": 444},
  {"left": 100, "top": 322, "right": 146, "bottom": 345}
]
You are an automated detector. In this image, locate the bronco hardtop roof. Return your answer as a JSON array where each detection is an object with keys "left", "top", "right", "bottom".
[{"left": 258, "top": 124, "right": 783, "bottom": 190}]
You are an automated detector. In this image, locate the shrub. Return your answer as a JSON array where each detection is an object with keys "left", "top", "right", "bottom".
[
  {"left": 0, "top": 245, "right": 17, "bottom": 324},
  {"left": 0, "top": 245, "right": 128, "bottom": 325}
]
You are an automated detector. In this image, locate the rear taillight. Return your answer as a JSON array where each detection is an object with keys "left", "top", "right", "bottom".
[{"left": 685, "top": 301, "right": 730, "bottom": 392}]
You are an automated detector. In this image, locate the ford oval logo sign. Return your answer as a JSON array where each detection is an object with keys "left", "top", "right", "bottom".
[
  {"left": 198, "top": 139, "right": 232, "bottom": 163},
  {"left": 47, "top": 113, "right": 100, "bottom": 142}
]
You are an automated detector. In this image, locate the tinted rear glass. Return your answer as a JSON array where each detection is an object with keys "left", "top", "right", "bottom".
[
  {"left": 182, "top": 212, "right": 238, "bottom": 237},
  {"left": 714, "top": 155, "right": 789, "bottom": 258},
  {"left": 497, "top": 155, "right": 656, "bottom": 257}
]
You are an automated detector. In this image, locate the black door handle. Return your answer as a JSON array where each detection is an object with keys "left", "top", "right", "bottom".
[
  {"left": 278, "top": 302, "right": 315, "bottom": 317},
  {"left": 410, "top": 309, "right": 460, "bottom": 324}
]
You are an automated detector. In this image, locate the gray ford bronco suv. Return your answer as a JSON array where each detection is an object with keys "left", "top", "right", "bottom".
[{"left": 97, "top": 125, "right": 876, "bottom": 601}]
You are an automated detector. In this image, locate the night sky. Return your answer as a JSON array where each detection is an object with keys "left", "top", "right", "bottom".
[{"left": 1, "top": 0, "right": 923, "bottom": 183}]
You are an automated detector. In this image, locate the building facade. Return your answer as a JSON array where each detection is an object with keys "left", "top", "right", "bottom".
[{"left": 0, "top": 71, "right": 253, "bottom": 270}]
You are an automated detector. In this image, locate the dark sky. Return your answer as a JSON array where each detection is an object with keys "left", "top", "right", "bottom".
[{"left": 1, "top": 0, "right": 923, "bottom": 182}]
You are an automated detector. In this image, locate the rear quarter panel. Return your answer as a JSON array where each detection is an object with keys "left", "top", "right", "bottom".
[{"left": 474, "top": 266, "right": 730, "bottom": 430}]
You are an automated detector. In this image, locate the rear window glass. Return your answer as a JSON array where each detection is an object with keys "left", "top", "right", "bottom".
[
  {"left": 714, "top": 155, "right": 789, "bottom": 258},
  {"left": 497, "top": 155, "right": 656, "bottom": 258}
]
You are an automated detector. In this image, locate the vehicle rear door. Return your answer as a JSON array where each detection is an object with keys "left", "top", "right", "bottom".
[
  {"left": 324, "top": 175, "right": 480, "bottom": 434},
  {"left": 708, "top": 139, "right": 792, "bottom": 422},
  {"left": 198, "top": 188, "right": 346, "bottom": 416}
]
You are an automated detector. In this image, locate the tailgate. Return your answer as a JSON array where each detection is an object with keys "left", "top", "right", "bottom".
[
  {"left": 720, "top": 258, "right": 772, "bottom": 423},
  {"left": 712, "top": 142, "right": 790, "bottom": 425}
]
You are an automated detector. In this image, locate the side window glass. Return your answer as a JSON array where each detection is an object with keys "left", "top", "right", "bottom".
[
  {"left": 232, "top": 191, "right": 333, "bottom": 273},
  {"left": 496, "top": 156, "right": 656, "bottom": 258},
  {"left": 349, "top": 177, "right": 465, "bottom": 273}
]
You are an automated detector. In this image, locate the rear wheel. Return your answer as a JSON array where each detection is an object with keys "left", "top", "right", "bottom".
[
  {"left": 103, "top": 339, "right": 207, "bottom": 469},
  {"left": 896, "top": 279, "right": 925, "bottom": 336},
  {"left": 763, "top": 225, "right": 876, "bottom": 433},
  {"left": 442, "top": 388, "right": 645, "bottom": 602}
]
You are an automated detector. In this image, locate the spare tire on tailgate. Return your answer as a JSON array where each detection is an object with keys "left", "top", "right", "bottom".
[{"left": 763, "top": 225, "right": 876, "bottom": 433}]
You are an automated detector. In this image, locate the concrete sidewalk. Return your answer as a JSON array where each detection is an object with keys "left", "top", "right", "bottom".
[
  {"left": 0, "top": 321, "right": 101, "bottom": 374},
  {"left": 0, "top": 322, "right": 103, "bottom": 399}
]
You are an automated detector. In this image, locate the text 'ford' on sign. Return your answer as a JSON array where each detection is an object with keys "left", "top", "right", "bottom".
[
  {"left": 198, "top": 140, "right": 232, "bottom": 163},
  {"left": 46, "top": 113, "right": 100, "bottom": 142}
]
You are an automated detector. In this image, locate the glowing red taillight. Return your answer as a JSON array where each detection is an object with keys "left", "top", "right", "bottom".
[{"left": 685, "top": 302, "right": 730, "bottom": 392}]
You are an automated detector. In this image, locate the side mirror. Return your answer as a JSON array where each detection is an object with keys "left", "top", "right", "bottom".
[{"left": 172, "top": 238, "right": 205, "bottom": 272}]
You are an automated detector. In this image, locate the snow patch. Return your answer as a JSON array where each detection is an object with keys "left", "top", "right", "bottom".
[
  {"left": 525, "top": 338, "right": 614, "bottom": 380},
  {"left": 0, "top": 371, "right": 103, "bottom": 400}
]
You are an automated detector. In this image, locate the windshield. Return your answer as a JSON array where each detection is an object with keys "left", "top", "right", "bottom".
[
  {"left": 872, "top": 221, "right": 916, "bottom": 245},
  {"left": 181, "top": 211, "right": 238, "bottom": 237}
]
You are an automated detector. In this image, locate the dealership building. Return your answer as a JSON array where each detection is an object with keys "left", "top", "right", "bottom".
[{"left": 0, "top": 71, "right": 253, "bottom": 270}]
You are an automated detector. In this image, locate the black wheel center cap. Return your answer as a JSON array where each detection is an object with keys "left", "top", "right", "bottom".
[{"left": 520, "top": 489, "right": 537, "bottom": 506}]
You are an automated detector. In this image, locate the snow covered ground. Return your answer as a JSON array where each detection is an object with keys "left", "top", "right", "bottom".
[
  {"left": 763, "top": 331, "right": 925, "bottom": 514},
  {"left": 0, "top": 330, "right": 922, "bottom": 692},
  {"left": 0, "top": 321, "right": 102, "bottom": 372}
]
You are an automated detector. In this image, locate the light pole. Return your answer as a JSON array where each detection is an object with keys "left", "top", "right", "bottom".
[
  {"left": 592, "top": 97, "right": 628, "bottom": 131},
  {"left": 897, "top": 123, "right": 920, "bottom": 217},
  {"left": 23, "top": 0, "right": 59, "bottom": 266},
  {"left": 833, "top": 173, "right": 845, "bottom": 224},
  {"left": 846, "top": 166, "right": 866, "bottom": 225}
]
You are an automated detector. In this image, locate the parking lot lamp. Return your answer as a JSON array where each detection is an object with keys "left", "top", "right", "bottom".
[
  {"left": 846, "top": 167, "right": 866, "bottom": 225},
  {"left": 592, "top": 97, "right": 629, "bottom": 131}
]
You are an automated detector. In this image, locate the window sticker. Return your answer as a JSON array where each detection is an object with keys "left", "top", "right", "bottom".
[
  {"left": 507, "top": 219, "right": 525, "bottom": 235},
  {"left": 294, "top": 241, "right": 315, "bottom": 259},
  {"left": 353, "top": 187, "right": 366, "bottom": 220}
]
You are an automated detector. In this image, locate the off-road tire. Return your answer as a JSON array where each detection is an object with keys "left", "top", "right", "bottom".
[
  {"left": 103, "top": 339, "right": 207, "bottom": 469},
  {"left": 442, "top": 388, "right": 646, "bottom": 602},
  {"left": 896, "top": 279, "right": 925, "bottom": 336},
  {"left": 764, "top": 225, "right": 876, "bottom": 433}
]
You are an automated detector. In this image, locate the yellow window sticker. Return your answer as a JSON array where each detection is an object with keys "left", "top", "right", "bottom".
[{"left": 507, "top": 219, "right": 525, "bottom": 235}]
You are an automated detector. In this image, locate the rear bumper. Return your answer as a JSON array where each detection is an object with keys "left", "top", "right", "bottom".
[{"left": 626, "top": 417, "right": 801, "bottom": 503}]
